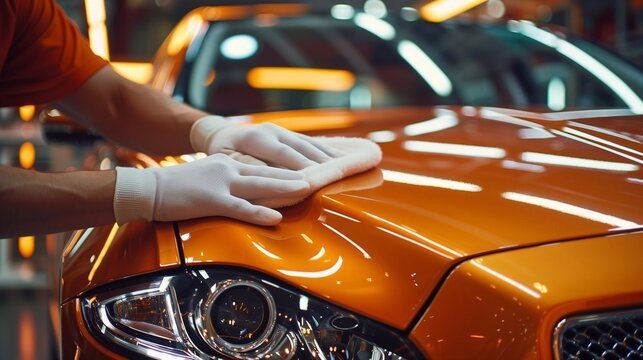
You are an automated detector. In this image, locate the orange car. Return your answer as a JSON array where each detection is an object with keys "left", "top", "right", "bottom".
[{"left": 57, "top": 5, "right": 643, "bottom": 360}]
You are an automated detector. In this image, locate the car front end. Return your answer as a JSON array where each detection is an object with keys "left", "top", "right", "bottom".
[
  {"left": 56, "top": 3, "right": 643, "bottom": 358},
  {"left": 60, "top": 106, "right": 643, "bottom": 359}
]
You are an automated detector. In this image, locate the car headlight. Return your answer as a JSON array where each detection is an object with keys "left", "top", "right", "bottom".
[{"left": 82, "top": 269, "right": 421, "bottom": 359}]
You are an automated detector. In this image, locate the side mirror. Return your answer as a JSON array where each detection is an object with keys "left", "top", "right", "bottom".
[{"left": 40, "top": 108, "right": 102, "bottom": 145}]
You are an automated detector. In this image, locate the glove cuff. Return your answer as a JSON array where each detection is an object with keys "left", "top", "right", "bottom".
[
  {"left": 113, "top": 167, "right": 157, "bottom": 224},
  {"left": 189, "top": 115, "right": 229, "bottom": 153}
]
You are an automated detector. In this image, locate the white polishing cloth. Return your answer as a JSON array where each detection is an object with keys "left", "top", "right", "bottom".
[{"left": 255, "top": 137, "right": 382, "bottom": 208}]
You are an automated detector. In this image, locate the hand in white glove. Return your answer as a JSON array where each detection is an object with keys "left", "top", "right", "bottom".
[
  {"left": 190, "top": 116, "right": 339, "bottom": 170},
  {"left": 113, "top": 154, "right": 309, "bottom": 225}
]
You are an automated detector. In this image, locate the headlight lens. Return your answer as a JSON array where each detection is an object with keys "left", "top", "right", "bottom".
[
  {"left": 83, "top": 269, "right": 420, "bottom": 359},
  {"left": 196, "top": 279, "right": 278, "bottom": 354},
  {"left": 111, "top": 290, "right": 177, "bottom": 341}
]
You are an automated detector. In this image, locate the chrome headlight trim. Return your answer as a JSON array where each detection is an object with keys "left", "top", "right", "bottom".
[
  {"left": 553, "top": 308, "right": 643, "bottom": 360},
  {"left": 83, "top": 281, "right": 198, "bottom": 359},
  {"left": 81, "top": 269, "right": 421, "bottom": 359},
  {"left": 194, "top": 279, "right": 277, "bottom": 354}
]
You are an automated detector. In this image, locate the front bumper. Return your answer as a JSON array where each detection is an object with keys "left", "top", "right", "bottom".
[
  {"left": 61, "top": 299, "right": 125, "bottom": 360},
  {"left": 62, "top": 231, "right": 643, "bottom": 359}
]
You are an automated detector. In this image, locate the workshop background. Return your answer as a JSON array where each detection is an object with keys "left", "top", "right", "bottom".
[{"left": 0, "top": 0, "right": 641, "bottom": 358}]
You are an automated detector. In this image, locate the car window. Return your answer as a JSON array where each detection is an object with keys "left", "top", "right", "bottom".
[
  {"left": 188, "top": 18, "right": 444, "bottom": 116},
  {"left": 186, "top": 16, "right": 642, "bottom": 116}
]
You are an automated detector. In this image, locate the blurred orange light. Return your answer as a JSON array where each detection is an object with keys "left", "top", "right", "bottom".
[
  {"left": 265, "top": 115, "right": 354, "bottom": 131},
  {"left": 254, "top": 4, "right": 309, "bottom": 16},
  {"left": 49, "top": 299, "right": 61, "bottom": 348},
  {"left": 18, "top": 236, "right": 35, "bottom": 259},
  {"left": 46, "top": 234, "right": 56, "bottom": 255},
  {"left": 201, "top": 4, "right": 309, "bottom": 22},
  {"left": 203, "top": 70, "right": 216, "bottom": 86},
  {"left": 19, "top": 309, "right": 35, "bottom": 359},
  {"left": 160, "top": 156, "right": 179, "bottom": 167},
  {"left": 89, "top": 24, "right": 109, "bottom": 60},
  {"left": 252, "top": 112, "right": 355, "bottom": 131},
  {"left": 167, "top": 13, "right": 203, "bottom": 56},
  {"left": 135, "top": 153, "right": 160, "bottom": 168},
  {"left": 254, "top": 13, "right": 279, "bottom": 27},
  {"left": 420, "top": 0, "right": 487, "bottom": 22},
  {"left": 111, "top": 62, "right": 153, "bottom": 84},
  {"left": 62, "top": 230, "right": 83, "bottom": 258},
  {"left": 19, "top": 141, "right": 35, "bottom": 169},
  {"left": 19, "top": 105, "right": 35, "bottom": 121},
  {"left": 85, "top": 0, "right": 110, "bottom": 59},
  {"left": 247, "top": 67, "right": 355, "bottom": 91},
  {"left": 203, "top": 6, "right": 247, "bottom": 21}
]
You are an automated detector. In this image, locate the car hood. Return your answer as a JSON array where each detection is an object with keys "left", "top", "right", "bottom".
[{"left": 179, "top": 107, "right": 642, "bottom": 329}]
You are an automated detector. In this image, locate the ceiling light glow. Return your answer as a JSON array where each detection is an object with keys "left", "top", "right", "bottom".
[
  {"left": 367, "top": 130, "right": 397, "bottom": 143},
  {"left": 547, "top": 77, "right": 566, "bottom": 111},
  {"left": 421, "top": 0, "right": 487, "bottom": 23},
  {"left": 400, "top": 7, "right": 419, "bottom": 21},
  {"left": 398, "top": 40, "right": 452, "bottom": 97},
  {"left": 404, "top": 114, "right": 458, "bottom": 136},
  {"left": 404, "top": 140, "right": 506, "bottom": 158},
  {"left": 278, "top": 256, "right": 343, "bottom": 278},
  {"left": 220, "top": 34, "right": 258, "bottom": 60},
  {"left": 330, "top": 4, "right": 355, "bottom": 20},
  {"left": 521, "top": 152, "right": 639, "bottom": 172},
  {"left": 383, "top": 169, "right": 482, "bottom": 192},
  {"left": 364, "top": 0, "right": 387, "bottom": 18},
  {"left": 502, "top": 192, "right": 638, "bottom": 228},
  {"left": 486, "top": 0, "right": 505, "bottom": 18},
  {"left": 354, "top": 13, "right": 396, "bottom": 40}
]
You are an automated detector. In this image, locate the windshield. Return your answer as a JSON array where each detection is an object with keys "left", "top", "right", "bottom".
[{"left": 184, "top": 16, "right": 643, "bottom": 116}]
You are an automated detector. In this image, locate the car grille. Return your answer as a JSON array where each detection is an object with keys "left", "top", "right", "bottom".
[{"left": 555, "top": 309, "right": 643, "bottom": 360}]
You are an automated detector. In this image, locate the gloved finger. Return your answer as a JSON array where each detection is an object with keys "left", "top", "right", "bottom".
[
  {"left": 297, "top": 134, "right": 343, "bottom": 158},
  {"left": 250, "top": 137, "right": 316, "bottom": 170},
  {"left": 225, "top": 197, "right": 282, "bottom": 226},
  {"left": 278, "top": 132, "right": 332, "bottom": 163},
  {"left": 221, "top": 149, "right": 267, "bottom": 166},
  {"left": 238, "top": 163, "right": 305, "bottom": 180},
  {"left": 231, "top": 176, "right": 309, "bottom": 199}
]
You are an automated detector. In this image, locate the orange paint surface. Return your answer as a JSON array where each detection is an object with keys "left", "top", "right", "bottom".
[
  {"left": 410, "top": 231, "right": 643, "bottom": 358},
  {"left": 177, "top": 106, "right": 642, "bottom": 329},
  {"left": 61, "top": 107, "right": 643, "bottom": 333},
  {"left": 61, "top": 221, "right": 180, "bottom": 302}
]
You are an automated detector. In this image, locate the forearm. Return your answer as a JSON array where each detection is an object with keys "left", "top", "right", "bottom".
[
  {"left": 55, "top": 66, "right": 207, "bottom": 156},
  {"left": 0, "top": 166, "right": 115, "bottom": 237}
]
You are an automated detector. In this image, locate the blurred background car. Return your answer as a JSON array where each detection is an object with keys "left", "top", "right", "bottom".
[
  {"left": 170, "top": 8, "right": 642, "bottom": 115},
  {"left": 0, "top": 0, "right": 641, "bottom": 359}
]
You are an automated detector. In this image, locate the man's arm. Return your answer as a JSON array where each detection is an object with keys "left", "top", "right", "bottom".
[
  {"left": 54, "top": 65, "right": 206, "bottom": 156},
  {"left": 0, "top": 153, "right": 312, "bottom": 237},
  {"left": 54, "top": 65, "right": 338, "bottom": 169},
  {"left": 0, "top": 166, "right": 115, "bottom": 237}
]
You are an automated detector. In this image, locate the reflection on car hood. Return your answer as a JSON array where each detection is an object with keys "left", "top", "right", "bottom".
[{"left": 178, "top": 106, "right": 642, "bottom": 329}]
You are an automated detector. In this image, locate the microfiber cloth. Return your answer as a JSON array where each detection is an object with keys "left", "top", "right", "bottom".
[{"left": 225, "top": 137, "right": 382, "bottom": 208}]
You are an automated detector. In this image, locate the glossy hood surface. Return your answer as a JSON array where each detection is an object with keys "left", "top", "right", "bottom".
[{"left": 178, "top": 107, "right": 642, "bottom": 329}]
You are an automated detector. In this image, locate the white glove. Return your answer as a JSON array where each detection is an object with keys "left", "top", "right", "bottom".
[
  {"left": 113, "top": 154, "right": 309, "bottom": 225},
  {"left": 190, "top": 116, "right": 339, "bottom": 170}
]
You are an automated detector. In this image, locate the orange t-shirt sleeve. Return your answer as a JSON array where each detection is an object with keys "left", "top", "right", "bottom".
[{"left": 0, "top": 0, "right": 107, "bottom": 107}]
